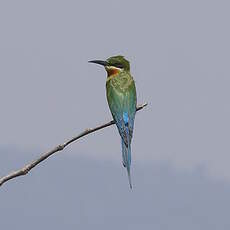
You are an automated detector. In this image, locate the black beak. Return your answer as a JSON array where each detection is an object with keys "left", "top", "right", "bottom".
[{"left": 88, "top": 60, "right": 108, "bottom": 66}]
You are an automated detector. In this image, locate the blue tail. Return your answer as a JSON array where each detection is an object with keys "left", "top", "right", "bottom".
[
  {"left": 121, "top": 124, "right": 132, "bottom": 189},
  {"left": 121, "top": 140, "right": 132, "bottom": 189}
]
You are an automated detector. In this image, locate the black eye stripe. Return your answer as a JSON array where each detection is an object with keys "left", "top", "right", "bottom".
[{"left": 114, "top": 63, "right": 123, "bottom": 68}]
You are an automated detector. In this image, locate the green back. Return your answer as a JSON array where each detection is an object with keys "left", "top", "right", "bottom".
[{"left": 106, "top": 71, "right": 137, "bottom": 139}]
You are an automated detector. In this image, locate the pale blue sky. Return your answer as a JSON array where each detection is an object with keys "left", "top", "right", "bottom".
[{"left": 1, "top": 0, "right": 230, "bottom": 229}]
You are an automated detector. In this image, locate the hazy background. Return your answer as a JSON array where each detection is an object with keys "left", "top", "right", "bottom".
[{"left": 1, "top": 0, "right": 230, "bottom": 229}]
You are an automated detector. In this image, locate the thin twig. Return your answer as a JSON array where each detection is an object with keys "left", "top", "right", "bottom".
[{"left": 0, "top": 103, "right": 147, "bottom": 187}]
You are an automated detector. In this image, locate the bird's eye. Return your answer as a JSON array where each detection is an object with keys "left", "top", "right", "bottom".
[{"left": 114, "top": 63, "right": 123, "bottom": 69}]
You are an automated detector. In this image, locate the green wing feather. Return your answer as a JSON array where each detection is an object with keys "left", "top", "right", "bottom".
[
  {"left": 106, "top": 71, "right": 136, "bottom": 189},
  {"left": 106, "top": 72, "right": 137, "bottom": 144}
]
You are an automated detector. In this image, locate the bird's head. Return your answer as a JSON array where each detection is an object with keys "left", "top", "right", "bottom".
[{"left": 89, "top": 55, "right": 130, "bottom": 77}]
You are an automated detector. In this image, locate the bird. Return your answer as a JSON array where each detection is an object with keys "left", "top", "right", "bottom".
[{"left": 89, "top": 55, "right": 137, "bottom": 189}]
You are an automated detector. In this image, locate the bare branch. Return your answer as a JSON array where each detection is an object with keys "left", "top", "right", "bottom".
[{"left": 0, "top": 103, "right": 147, "bottom": 187}]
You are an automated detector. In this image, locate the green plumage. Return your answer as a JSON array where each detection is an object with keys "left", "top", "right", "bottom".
[
  {"left": 89, "top": 55, "right": 137, "bottom": 189},
  {"left": 106, "top": 58, "right": 137, "bottom": 189},
  {"left": 106, "top": 71, "right": 137, "bottom": 141}
]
